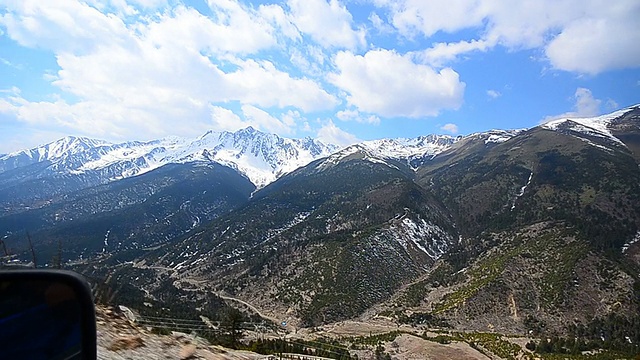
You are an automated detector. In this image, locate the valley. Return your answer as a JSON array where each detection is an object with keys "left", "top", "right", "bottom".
[{"left": 2, "top": 105, "right": 640, "bottom": 359}]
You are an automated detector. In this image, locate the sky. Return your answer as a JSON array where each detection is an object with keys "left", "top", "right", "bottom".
[{"left": 0, "top": 0, "right": 639, "bottom": 153}]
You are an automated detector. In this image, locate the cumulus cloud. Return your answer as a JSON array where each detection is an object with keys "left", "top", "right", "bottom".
[
  {"left": 128, "top": 0, "right": 168, "bottom": 8},
  {"left": 542, "top": 87, "right": 602, "bottom": 122},
  {"left": 258, "top": 3, "right": 301, "bottom": 41},
  {"left": 241, "top": 104, "right": 295, "bottom": 135},
  {"left": 375, "top": 0, "right": 640, "bottom": 74},
  {"left": 605, "top": 99, "right": 619, "bottom": 110},
  {"left": 209, "top": 105, "right": 248, "bottom": 132},
  {"left": 379, "top": 0, "right": 485, "bottom": 38},
  {"left": 287, "top": 0, "right": 365, "bottom": 50},
  {"left": 316, "top": 120, "right": 359, "bottom": 147},
  {"left": 336, "top": 109, "right": 380, "bottom": 124},
  {"left": 329, "top": 49, "right": 465, "bottom": 118},
  {"left": 225, "top": 59, "right": 337, "bottom": 111},
  {"left": 440, "top": 123, "right": 459, "bottom": 134},
  {"left": 487, "top": 90, "right": 501, "bottom": 99},
  {"left": 0, "top": 0, "right": 129, "bottom": 53},
  {"left": 368, "top": 12, "right": 394, "bottom": 34},
  {"left": 545, "top": 13, "right": 640, "bottom": 74},
  {"left": 1, "top": 96, "right": 155, "bottom": 138},
  {"left": 572, "top": 88, "right": 602, "bottom": 117},
  {"left": 0, "top": 0, "right": 337, "bottom": 142},
  {"left": 420, "top": 39, "right": 493, "bottom": 66},
  {"left": 143, "top": 3, "right": 277, "bottom": 55},
  {"left": 4, "top": 0, "right": 635, "bottom": 153}
]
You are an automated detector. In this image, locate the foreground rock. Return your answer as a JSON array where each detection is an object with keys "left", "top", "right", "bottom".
[{"left": 95, "top": 305, "right": 269, "bottom": 360}]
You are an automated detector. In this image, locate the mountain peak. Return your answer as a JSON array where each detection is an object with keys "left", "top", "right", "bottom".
[
  {"left": 3, "top": 106, "right": 637, "bottom": 189},
  {"left": 0, "top": 128, "right": 340, "bottom": 188},
  {"left": 236, "top": 126, "right": 259, "bottom": 136},
  {"left": 540, "top": 107, "right": 636, "bottom": 147}
]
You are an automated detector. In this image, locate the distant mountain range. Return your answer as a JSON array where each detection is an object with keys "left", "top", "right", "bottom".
[
  {"left": 0, "top": 126, "right": 338, "bottom": 191},
  {"left": 2, "top": 105, "right": 640, "bottom": 346},
  {"left": 0, "top": 123, "right": 530, "bottom": 195}
]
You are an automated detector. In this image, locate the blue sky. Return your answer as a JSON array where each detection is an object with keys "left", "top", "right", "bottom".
[{"left": 0, "top": 0, "right": 639, "bottom": 153}]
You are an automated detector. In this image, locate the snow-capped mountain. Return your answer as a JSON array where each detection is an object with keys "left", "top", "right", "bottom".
[
  {"left": 359, "top": 134, "right": 458, "bottom": 162},
  {"left": 2, "top": 104, "right": 638, "bottom": 211},
  {"left": 0, "top": 136, "right": 112, "bottom": 172},
  {"left": 4, "top": 105, "right": 640, "bottom": 340},
  {"left": 311, "top": 135, "right": 456, "bottom": 173},
  {"left": 541, "top": 107, "right": 636, "bottom": 147},
  {"left": 314, "top": 130, "right": 526, "bottom": 172},
  {"left": 0, "top": 127, "right": 339, "bottom": 188}
]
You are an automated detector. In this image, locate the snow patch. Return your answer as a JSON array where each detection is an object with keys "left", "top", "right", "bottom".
[
  {"left": 102, "top": 229, "right": 111, "bottom": 253},
  {"left": 574, "top": 135, "right": 616, "bottom": 153},
  {"left": 315, "top": 136, "right": 455, "bottom": 172},
  {"left": 485, "top": 133, "right": 512, "bottom": 144},
  {"left": 622, "top": 231, "right": 640, "bottom": 253},
  {"left": 542, "top": 108, "right": 633, "bottom": 146},
  {"left": 360, "top": 136, "right": 454, "bottom": 160},
  {"left": 386, "top": 216, "right": 451, "bottom": 260},
  {"left": 4, "top": 129, "right": 338, "bottom": 188},
  {"left": 316, "top": 146, "right": 360, "bottom": 170},
  {"left": 511, "top": 172, "right": 533, "bottom": 211}
]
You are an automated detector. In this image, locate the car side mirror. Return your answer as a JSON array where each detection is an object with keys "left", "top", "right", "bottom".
[{"left": 0, "top": 269, "right": 97, "bottom": 360}]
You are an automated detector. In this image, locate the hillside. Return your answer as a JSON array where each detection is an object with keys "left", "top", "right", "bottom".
[{"left": 2, "top": 106, "right": 640, "bottom": 358}]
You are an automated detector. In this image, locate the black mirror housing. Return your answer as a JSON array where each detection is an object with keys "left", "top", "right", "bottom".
[{"left": 0, "top": 269, "right": 97, "bottom": 360}]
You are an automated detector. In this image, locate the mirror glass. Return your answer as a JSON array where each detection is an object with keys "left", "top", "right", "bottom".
[{"left": 0, "top": 276, "right": 87, "bottom": 359}]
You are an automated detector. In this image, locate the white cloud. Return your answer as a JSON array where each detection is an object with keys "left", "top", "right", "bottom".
[
  {"left": 0, "top": 57, "right": 23, "bottom": 70},
  {"left": 375, "top": 0, "right": 640, "bottom": 74},
  {"left": 98, "top": 0, "right": 138, "bottom": 16},
  {"left": 1, "top": 96, "right": 155, "bottom": 138},
  {"left": 487, "top": 90, "right": 501, "bottom": 99},
  {"left": 209, "top": 105, "right": 249, "bottom": 132},
  {"left": 605, "top": 99, "right": 619, "bottom": 110},
  {"left": 420, "top": 39, "right": 493, "bottom": 66},
  {"left": 0, "top": 87, "right": 21, "bottom": 95},
  {"left": 241, "top": 104, "right": 295, "bottom": 135},
  {"left": 380, "top": 0, "right": 485, "bottom": 38},
  {"left": 0, "top": 125, "right": 73, "bottom": 154},
  {"left": 287, "top": 0, "right": 365, "bottom": 50},
  {"left": 440, "top": 123, "right": 459, "bottom": 134},
  {"left": 542, "top": 87, "right": 602, "bottom": 122},
  {"left": 336, "top": 109, "right": 380, "bottom": 124},
  {"left": 258, "top": 3, "right": 301, "bottom": 41},
  {"left": 0, "top": 0, "right": 338, "bottom": 142},
  {"left": 572, "top": 88, "right": 601, "bottom": 117},
  {"left": 289, "top": 45, "right": 327, "bottom": 77},
  {"left": 329, "top": 49, "right": 465, "bottom": 118},
  {"left": 376, "top": 0, "right": 578, "bottom": 47},
  {"left": 127, "top": 0, "right": 168, "bottom": 9},
  {"left": 316, "top": 120, "right": 359, "bottom": 146},
  {"left": 143, "top": 3, "right": 276, "bottom": 56},
  {"left": 281, "top": 110, "right": 302, "bottom": 127},
  {"left": 0, "top": 0, "right": 129, "bottom": 53},
  {"left": 368, "top": 12, "right": 394, "bottom": 34},
  {"left": 545, "top": 12, "right": 640, "bottom": 74},
  {"left": 226, "top": 59, "right": 337, "bottom": 111}
]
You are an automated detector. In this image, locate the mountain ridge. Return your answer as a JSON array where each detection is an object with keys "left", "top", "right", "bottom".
[
  {"left": 2, "top": 104, "right": 638, "bottom": 191},
  {"left": 2, "top": 105, "right": 640, "bottom": 351},
  {"left": 0, "top": 128, "right": 340, "bottom": 189}
]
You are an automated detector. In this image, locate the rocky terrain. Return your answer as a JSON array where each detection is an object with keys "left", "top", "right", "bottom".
[
  {"left": 95, "top": 305, "right": 516, "bottom": 360},
  {"left": 96, "top": 305, "right": 269, "bottom": 360}
]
